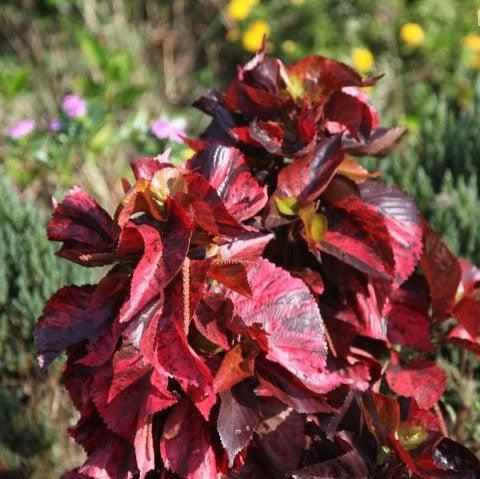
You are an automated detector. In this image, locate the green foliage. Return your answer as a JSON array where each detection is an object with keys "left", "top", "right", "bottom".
[{"left": 0, "top": 171, "right": 97, "bottom": 476}]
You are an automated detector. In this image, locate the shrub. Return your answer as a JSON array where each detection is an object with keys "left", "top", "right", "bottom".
[
  {"left": 0, "top": 171, "right": 97, "bottom": 477},
  {"left": 36, "top": 48, "right": 480, "bottom": 478}
]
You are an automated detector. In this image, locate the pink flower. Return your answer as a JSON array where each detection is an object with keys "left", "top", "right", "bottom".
[
  {"left": 49, "top": 118, "right": 62, "bottom": 132},
  {"left": 62, "top": 94, "right": 87, "bottom": 118},
  {"left": 150, "top": 118, "right": 185, "bottom": 142},
  {"left": 9, "top": 119, "right": 36, "bottom": 139}
]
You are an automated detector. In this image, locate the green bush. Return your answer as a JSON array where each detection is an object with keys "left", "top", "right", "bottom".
[{"left": 0, "top": 171, "right": 97, "bottom": 477}]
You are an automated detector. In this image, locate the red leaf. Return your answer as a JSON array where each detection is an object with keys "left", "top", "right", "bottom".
[
  {"left": 324, "top": 91, "right": 373, "bottom": 140},
  {"left": 386, "top": 277, "right": 433, "bottom": 351},
  {"left": 139, "top": 279, "right": 214, "bottom": 416},
  {"left": 290, "top": 268, "right": 325, "bottom": 296},
  {"left": 447, "top": 325, "right": 480, "bottom": 356},
  {"left": 217, "top": 382, "right": 260, "bottom": 467},
  {"left": 36, "top": 271, "right": 129, "bottom": 368},
  {"left": 421, "top": 224, "right": 461, "bottom": 316},
  {"left": 288, "top": 55, "right": 376, "bottom": 99},
  {"left": 225, "top": 259, "right": 329, "bottom": 393},
  {"left": 48, "top": 186, "right": 119, "bottom": 266},
  {"left": 453, "top": 290, "right": 480, "bottom": 338},
  {"left": 386, "top": 361, "right": 446, "bottom": 410},
  {"left": 183, "top": 172, "right": 248, "bottom": 238},
  {"left": 119, "top": 202, "right": 193, "bottom": 324},
  {"left": 225, "top": 80, "right": 292, "bottom": 120},
  {"left": 115, "top": 178, "right": 165, "bottom": 227},
  {"left": 131, "top": 151, "right": 172, "bottom": 180},
  {"left": 320, "top": 209, "right": 391, "bottom": 281},
  {"left": 329, "top": 180, "right": 422, "bottom": 288},
  {"left": 208, "top": 260, "right": 253, "bottom": 297},
  {"left": 218, "top": 232, "right": 274, "bottom": 260},
  {"left": 213, "top": 343, "right": 257, "bottom": 392},
  {"left": 361, "top": 390, "right": 400, "bottom": 444},
  {"left": 160, "top": 399, "right": 218, "bottom": 479},
  {"left": 406, "top": 400, "right": 441, "bottom": 433},
  {"left": 186, "top": 144, "right": 268, "bottom": 222},
  {"left": 276, "top": 135, "right": 344, "bottom": 203},
  {"left": 91, "top": 343, "right": 176, "bottom": 442}
]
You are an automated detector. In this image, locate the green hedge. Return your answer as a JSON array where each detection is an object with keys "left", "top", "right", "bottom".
[{"left": 0, "top": 172, "right": 97, "bottom": 477}]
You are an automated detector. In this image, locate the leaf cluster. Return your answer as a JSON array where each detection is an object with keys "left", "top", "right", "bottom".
[{"left": 36, "top": 46, "right": 480, "bottom": 478}]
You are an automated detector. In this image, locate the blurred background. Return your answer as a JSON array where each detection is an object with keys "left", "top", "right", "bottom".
[{"left": 1, "top": 0, "right": 480, "bottom": 477}]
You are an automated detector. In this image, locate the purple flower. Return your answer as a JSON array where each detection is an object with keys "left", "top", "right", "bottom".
[
  {"left": 9, "top": 119, "right": 36, "bottom": 139},
  {"left": 49, "top": 118, "right": 62, "bottom": 132},
  {"left": 150, "top": 118, "right": 185, "bottom": 142},
  {"left": 62, "top": 94, "right": 87, "bottom": 118}
]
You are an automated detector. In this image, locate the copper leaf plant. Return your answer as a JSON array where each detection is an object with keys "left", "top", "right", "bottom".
[{"left": 36, "top": 43, "right": 480, "bottom": 478}]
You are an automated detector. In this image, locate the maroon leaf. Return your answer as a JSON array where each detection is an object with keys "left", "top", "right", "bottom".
[
  {"left": 119, "top": 202, "right": 193, "bottom": 324},
  {"left": 48, "top": 186, "right": 119, "bottom": 266},
  {"left": 256, "top": 407, "right": 305, "bottom": 475},
  {"left": 36, "top": 271, "right": 129, "bottom": 368},
  {"left": 194, "top": 294, "right": 233, "bottom": 351},
  {"left": 289, "top": 449, "right": 369, "bottom": 479},
  {"left": 160, "top": 399, "right": 218, "bottom": 479},
  {"left": 256, "top": 359, "right": 336, "bottom": 414},
  {"left": 343, "top": 127, "right": 408, "bottom": 158},
  {"left": 70, "top": 404, "right": 138, "bottom": 479},
  {"left": 218, "top": 381, "right": 260, "bottom": 466},
  {"left": 187, "top": 144, "right": 268, "bottom": 221},
  {"left": 386, "top": 360, "right": 446, "bottom": 410},
  {"left": 276, "top": 135, "right": 344, "bottom": 203},
  {"left": 225, "top": 259, "right": 329, "bottom": 393}
]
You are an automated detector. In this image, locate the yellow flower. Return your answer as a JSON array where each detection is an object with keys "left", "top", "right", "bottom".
[
  {"left": 352, "top": 47, "right": 374, "bottom": 73},
  {"left": 281, "top": 39, "right": 297, "bottom": 54},
  {"left": 463, "top": 34, "right": 480, "bottom": 53},
  {"left": 400, "top": 22, "right": 425, "bottom": 47},
  {"left": 226, "top": 28, "right": 240, "bottom": 43},
  {"left": 242, "top": 20, "right": 270, "bottom": 52},
  {"left": 227, "top": 0, "right": 258, "bottom": 22}
]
